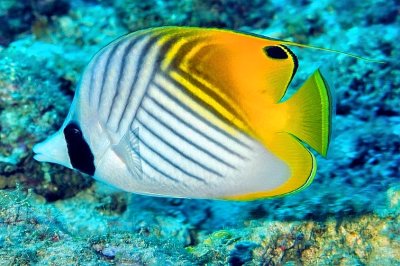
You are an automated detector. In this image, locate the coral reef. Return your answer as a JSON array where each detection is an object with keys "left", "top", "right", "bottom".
[
  {"left": 0, "top": 0, "right": 70, "bottom": 46},
  {"left": 0, "top": 187, "right": 195, "bottom": 265},
  {"left": 0, "top": 37, "right": 92, "bottom": 201},
  {"left": 113, "top": 0, "right": 274, "bottom": 31},
  {"left": 0, "top": 0, "right": 398, "bottom": 264},
  {"left": 1, "top": 185, "right": 398, "bottom": 264}
]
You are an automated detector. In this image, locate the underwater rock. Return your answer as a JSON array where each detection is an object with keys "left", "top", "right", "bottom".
[
  {"left": 2, "top": 186, "right": 398, "bottom": 265},
  {"left": 0, "top": 0, "right": 70, "bottom": 46},
  {"left": 334, "top": 0, "right": 399, "bottom": 28},
  {"left": 0, "top": 42, "right": 92, "bottom": 200},
  {"left": 95, "top": 191, "right": 128, "bottom": 215},
  {"left": 0, "top": 188, "right": 196, "bottom": 265},
  {"left": 31, "top": 4, "right": 127, "bottom": 92},
  {"left": 101, "top": 246, "right": 118, "bottom": 259},
  {"left": 188, "top": 199, "right": 400, "bottom": 265},
  {"left": 228, "top": 241, "right": 258, "bottom": 266},
  {"left": 334, "top": 27, "right": 399, "bottom": 119},
  {"left": 31, "top": 0, "right": 70, "bottom": 17},
  {"left": 113, "top": 0, "right": 274, "bottom": 31},
  {"left": 0, "top": 1, "right": 33, "bottom": 46}
]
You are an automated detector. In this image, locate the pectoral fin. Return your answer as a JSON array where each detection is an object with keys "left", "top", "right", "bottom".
[{"left": 113, "top": 127, "right": 143, "bottom": 179}]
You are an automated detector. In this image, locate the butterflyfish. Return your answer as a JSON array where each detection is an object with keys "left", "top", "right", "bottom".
[{"left": 33, "top": 26, "right": 332, "bottom": 200}]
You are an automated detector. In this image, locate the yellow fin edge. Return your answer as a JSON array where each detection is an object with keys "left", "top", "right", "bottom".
[{"left": 222, "top": 148, "right": 317, "bottom": 201}]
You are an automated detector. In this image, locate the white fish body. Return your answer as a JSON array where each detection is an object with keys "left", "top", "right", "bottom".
[{"left": 33, "top": 27, "right": 332, "bottom": 200}]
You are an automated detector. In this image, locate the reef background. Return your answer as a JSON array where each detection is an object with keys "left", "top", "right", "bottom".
[{"left": 0, "top": 0, "right": 399, "bottom": 265}]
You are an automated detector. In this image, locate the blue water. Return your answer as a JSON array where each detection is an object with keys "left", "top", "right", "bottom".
[{"left": 0, "top": 0, "right": 398, "bottom": 265}]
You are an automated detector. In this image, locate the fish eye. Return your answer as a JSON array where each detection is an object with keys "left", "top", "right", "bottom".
[{"left": 263, "top": 46, "right": 288, "bottom": 59}]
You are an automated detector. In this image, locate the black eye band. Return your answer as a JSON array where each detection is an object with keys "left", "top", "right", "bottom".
[{"left": 64, "top": 122, "right": 95, "bottom": 175}]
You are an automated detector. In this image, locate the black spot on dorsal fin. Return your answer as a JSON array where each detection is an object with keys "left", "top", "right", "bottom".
[
  {"left": 264, "top": 45, "right": 299, "bottom": 87},
  {"left": 263, "top": 45, "right": 289, "bottom": 59},
  {"left": 280, "top": 44, "right": 299, "bottom": 85},
  {"left": 64, "top": 122, "right": 95, "bottom": 176}
]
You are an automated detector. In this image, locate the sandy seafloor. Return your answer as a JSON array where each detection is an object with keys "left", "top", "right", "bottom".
[{"left": 0, "top": 0, "right": 399, "bottom": 265}]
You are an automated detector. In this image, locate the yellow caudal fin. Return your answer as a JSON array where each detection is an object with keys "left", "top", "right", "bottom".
[
  {"left": 230, "top": 69, "right": 332, "bottom": 199},
  {"left": 282, "top": 69, "right": 332, "bottom": 157}
]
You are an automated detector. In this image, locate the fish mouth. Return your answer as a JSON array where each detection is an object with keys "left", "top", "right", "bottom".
[
  {"left": 32, "top": 131, "right": 73, "bottom": 169},
  {"left": 33, "top": 142, "right": 51, "bottom": 162}
]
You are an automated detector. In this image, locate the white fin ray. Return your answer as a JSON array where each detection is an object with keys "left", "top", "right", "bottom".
[{"left": 113, "top": 127, "right": 143, "bottom": 180}]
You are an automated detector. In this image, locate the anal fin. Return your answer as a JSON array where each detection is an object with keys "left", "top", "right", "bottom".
[{"left": 226, "top": 132, "right": 316, "bottom": 200}]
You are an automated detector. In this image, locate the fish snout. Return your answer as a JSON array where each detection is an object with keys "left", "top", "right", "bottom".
[{"left": 32, "top": 131, "right": 73, "bottom": 169}]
